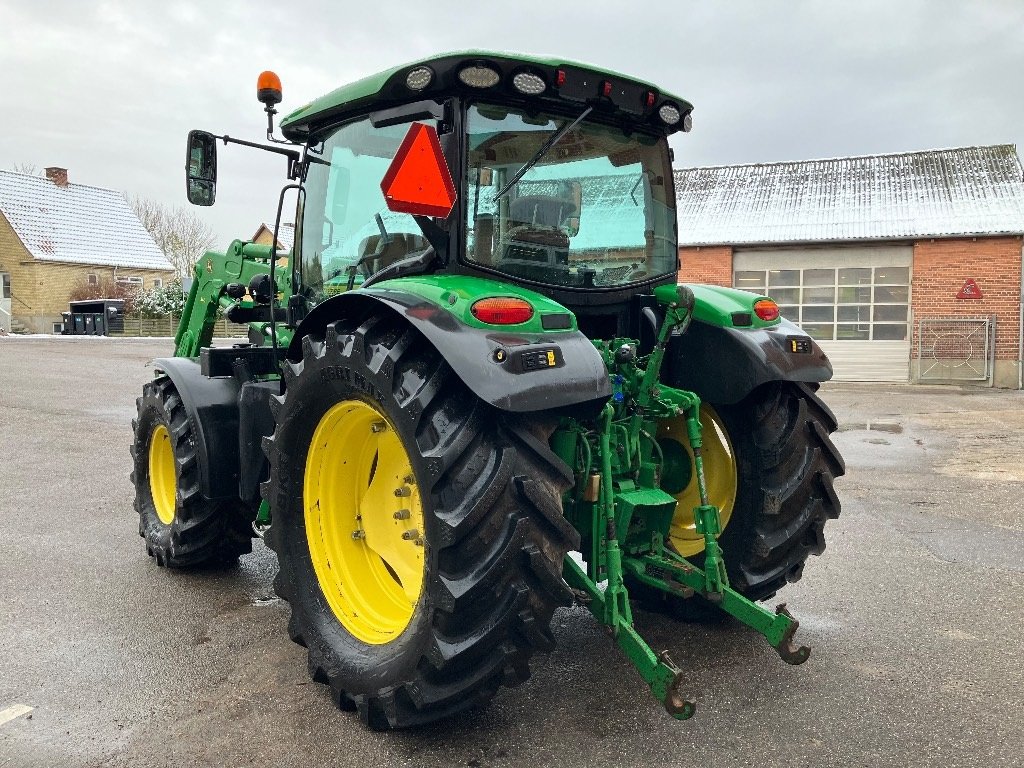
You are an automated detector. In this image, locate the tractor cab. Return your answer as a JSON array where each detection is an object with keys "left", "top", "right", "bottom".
[{"left": 270, "top": 53, "right": 693, "bottom": 333}]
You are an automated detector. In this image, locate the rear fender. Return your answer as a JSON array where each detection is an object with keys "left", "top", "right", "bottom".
[
  {"left": 665, "top": 318, "right": 833, "bottom": 405},
  {"left": 289, "top": 278, "right": 612, "bottom": 414}
]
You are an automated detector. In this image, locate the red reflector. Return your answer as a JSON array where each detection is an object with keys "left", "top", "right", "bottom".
[
  {"left": 601, "top": 80, "right": 612, "bottom": 97},
  {"left": 471, "top": 297, "right": 534, "bottom": 325},
  {"left": 645, "top": 90, "right": 656, "bottom": 108},
  {"left": 379, "top": 123, "right": 457, "bottom": 218},
  {"left": 753, "top": 299, "right": 780, "bottom": 321},
  {"left": 556, "top": 69, "right": 566, "bottom": 87}
]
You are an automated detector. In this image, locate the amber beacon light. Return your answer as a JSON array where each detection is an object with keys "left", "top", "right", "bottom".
[{"left": 257, "top": 70, "right": 283, "bottom": 106}]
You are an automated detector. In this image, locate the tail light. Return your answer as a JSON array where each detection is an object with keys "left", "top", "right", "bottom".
[
  {"left": 753, "top": 299, "right": 780, "bottom": 322},
  {"left": 471, "top": 297, "right": 534, "bottom": 325}
]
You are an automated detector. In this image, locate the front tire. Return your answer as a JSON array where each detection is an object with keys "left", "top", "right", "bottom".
[
  {"left": 130, "top": 377, "right": 255, "bottom": 568},
  {"left": 263, "top": 314, "right": 577, "bottom": 729}
]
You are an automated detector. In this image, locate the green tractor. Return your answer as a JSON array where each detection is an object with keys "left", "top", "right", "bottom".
[{"left": 131, "top": 52, "right": 844, "bottom": 729}]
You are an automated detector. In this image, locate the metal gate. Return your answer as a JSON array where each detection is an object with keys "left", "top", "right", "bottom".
[{"left": 917, "top": 316, "right": 995, "bottom": 382}]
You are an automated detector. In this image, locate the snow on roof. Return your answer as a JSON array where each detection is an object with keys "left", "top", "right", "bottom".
[
  {"left": 675, "top": 144, "right": 1024, "bottom": 246},
  {"left": 0, "top": 170, "right": 172, "bottom": 270},
  {"left": 257, "top": 221, "right": 295, "bottom": 250}
]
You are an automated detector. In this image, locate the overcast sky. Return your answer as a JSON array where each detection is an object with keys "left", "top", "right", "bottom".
[{"left": 3, "top": 0, "right": 1022, "bottom": 247}]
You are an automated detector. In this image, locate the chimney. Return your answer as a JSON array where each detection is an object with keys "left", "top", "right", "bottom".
[{"left": 45, "top": 167, "right": 68, "bottom": 187}]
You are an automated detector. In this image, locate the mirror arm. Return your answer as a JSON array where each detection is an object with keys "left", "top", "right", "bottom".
[{"left": 217, "top": 134, "right": 303, "bottom": 178}]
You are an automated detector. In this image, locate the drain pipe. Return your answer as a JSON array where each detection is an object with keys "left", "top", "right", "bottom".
[{"left": 1017, "top": 234, "right": 1024, "bottom": 390}]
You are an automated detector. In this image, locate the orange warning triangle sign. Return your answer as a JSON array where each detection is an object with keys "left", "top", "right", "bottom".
[
  {"left": 380, "top": 123, "right": 457, "bottom": 219},
  {"left": 956, "top": 278, "right": 983, "bottom": 299}
]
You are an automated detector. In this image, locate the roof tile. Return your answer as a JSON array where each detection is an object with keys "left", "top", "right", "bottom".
[
  {"left": 0, "top": 170, "right": 172, "bottom": 270},
  {"left": 674, "top": 144, "right": 1024, "bottom": 246}
]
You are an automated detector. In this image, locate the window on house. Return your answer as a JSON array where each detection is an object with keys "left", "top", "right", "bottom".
[
  {"left": 153, "top": 278, "right": 164, "bottom": 288},
  {"left": 87, "top": 273, "right": 99, "bottom": 286},
  {"left": 52, "top": 322, "right": 64, "bottom": 334},
  {"left": 115, "top": 276, "right": 144, "bottom": 286}
]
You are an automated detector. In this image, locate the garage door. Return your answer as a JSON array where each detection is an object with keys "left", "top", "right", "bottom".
[{"left": 733, "top": 245, "right": 912, "bottom": 382}]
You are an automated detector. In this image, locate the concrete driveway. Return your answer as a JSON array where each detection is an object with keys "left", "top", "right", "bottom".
[{"left": 1, "top": 337, "right": 1021, "bottom": 767}]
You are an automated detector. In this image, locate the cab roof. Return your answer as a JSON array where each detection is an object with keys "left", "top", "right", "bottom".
[{"left": 280, "top": 50, "right": 693, "bottom": 141}]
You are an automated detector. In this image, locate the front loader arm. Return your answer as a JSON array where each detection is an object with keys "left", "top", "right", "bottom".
[{"left": 174, "top": 240, "right": 290, "bottom": 357}]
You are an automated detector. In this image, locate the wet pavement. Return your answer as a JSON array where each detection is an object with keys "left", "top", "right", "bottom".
[{"left": 1, "top": 337, "right": 1022, "bottom": 767}]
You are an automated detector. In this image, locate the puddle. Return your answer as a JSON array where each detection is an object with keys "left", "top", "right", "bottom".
[{"left": 837, "top": 421, "right": 903, "bottom": 434}]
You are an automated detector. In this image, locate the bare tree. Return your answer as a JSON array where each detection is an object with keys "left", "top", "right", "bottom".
[
  {"left": 9, "top": 162, "right": 39, "bottom": 175},
  {"left": 128, "top": 194, "right": 217, "bottom": 277}
]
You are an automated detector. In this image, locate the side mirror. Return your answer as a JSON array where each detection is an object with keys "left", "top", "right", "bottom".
[{"left": 186, "top": 130, "right": 218, "bottom": 206}]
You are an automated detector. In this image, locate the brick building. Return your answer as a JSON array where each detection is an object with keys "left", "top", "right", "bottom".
[
  {"left": 0, "top": 167, "right": 173, "bottom": 333},
  {"left": 251, "top": 221, "right": 295, "bottom": 251},
  {"left": 675, "top": 145, "right": 1024, "bottom": 387}
]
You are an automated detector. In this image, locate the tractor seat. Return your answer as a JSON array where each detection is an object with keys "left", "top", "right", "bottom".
[
  {"left": 509, "top": 195, "right": 577, "bottom": 230},
  {"left": 355, "top": 232, "right": 429, "bottom": 275}
]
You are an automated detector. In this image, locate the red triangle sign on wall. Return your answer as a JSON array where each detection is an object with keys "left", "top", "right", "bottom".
[
  {"left": 380, "top": 123, "right": 457, "bottom": 219},
  {"left": 956, "top": 278, "right": 983, "bottom": 299}
]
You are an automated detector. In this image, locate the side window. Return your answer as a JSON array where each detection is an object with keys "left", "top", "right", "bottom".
[{"left": 300, "top": 116, "right": 434, "bottom": 303}]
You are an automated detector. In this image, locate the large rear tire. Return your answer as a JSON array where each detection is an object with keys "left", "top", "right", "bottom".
[
  {"left": 637, "top": 381, "right": 844, "bottom": 619},
  {"left": 131, "top": 377, "right": 255, "bottom": 568},
  {"left": 263, "top": 314, "right": 577, "bottom": 729}
]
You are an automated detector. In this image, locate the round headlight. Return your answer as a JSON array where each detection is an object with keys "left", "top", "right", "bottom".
[
  {"left": 512, "top": 72, "right": 546, "bottom": 95},
  {"left": 658, "top": 103, "right": 681, "bottom": 125},
  {"left": 682, "top": 112, "right": 693, "bottom": 132},
  {"left": 405, "top": 67, "right": 433, "bottom": 91},
  {"left": 458, "top": 64, "right": 501, "bottom": 88}
]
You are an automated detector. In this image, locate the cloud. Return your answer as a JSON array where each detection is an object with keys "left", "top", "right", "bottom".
[{"left": 3, "top": 0, "right": 1022, "bottom": 248}]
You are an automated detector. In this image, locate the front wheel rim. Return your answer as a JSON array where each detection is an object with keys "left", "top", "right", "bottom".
[
  {"left": 304, "top": 400, "right": 426, "bottom": 645},
  {"left": 657, "top": 404, "right": 737, "bottom": 558},
  {"left": 148, "top": 424, "right": 176, "bottom": 525}
]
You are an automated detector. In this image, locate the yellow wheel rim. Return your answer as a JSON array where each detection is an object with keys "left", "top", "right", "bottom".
[
  {"left": 304, "top": 400, "right": 425, "bottom": 645},
  {"left": 148, "top": 424, "right": 177, "bottom": 526},
  {"left": 657, "top": 404, "right": 737, "bottom": 558}
]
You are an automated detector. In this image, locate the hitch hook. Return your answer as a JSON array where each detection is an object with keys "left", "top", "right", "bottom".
[
  {"left": 658, "top": 651, "right": 696, "bottom": 720},
  {"left": 773, "top": 604, "right": 811, "bottom": 665}
]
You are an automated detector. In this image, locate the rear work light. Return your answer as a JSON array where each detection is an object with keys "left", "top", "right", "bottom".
[
  {"left": 405, "top": 66, "right": 433, "bottom": 91},
  {"left": 753, "top": 299, "right": 780, "bottom": 321},
  {"left": 658, "top": 103, "right": 681, "bottom": 125},
  {"left": 458, "top": 64, "right": 500, "bottom": 88},
  {"left": 471, "top": 297, "right": 534, "bottom": 325},
  {"left": 512, "top": 71, "right": 546, "bottom": 95}
]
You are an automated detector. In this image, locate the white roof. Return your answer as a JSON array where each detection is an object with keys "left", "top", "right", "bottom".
[
  {"left": 257, "top": 221, "right": 295, "bottom": 250},
  {"left": 0, "top": 170, "right": 172, "bottom": 270},
  {"left": 675, "top": 144, "right": 1024, "bottom": 246}
]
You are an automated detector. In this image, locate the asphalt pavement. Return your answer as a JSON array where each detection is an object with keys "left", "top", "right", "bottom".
[{"left": 1, "top": 337, "right": 1022, "bottom": 767}]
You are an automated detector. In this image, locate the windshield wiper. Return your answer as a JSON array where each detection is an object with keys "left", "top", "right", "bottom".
[{"left": 494, "top": 106, "right": 593, "bottom": 200}]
